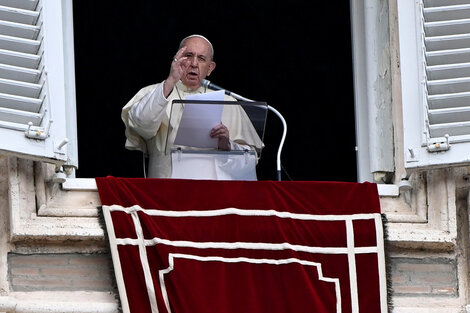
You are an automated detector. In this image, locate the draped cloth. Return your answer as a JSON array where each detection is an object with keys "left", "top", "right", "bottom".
[{"left": 96, "top": 177, "right": 388, "bottom": 313}]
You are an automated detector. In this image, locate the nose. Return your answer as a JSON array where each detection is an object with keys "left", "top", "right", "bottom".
[{"left": 189, "top": 55, "right": 198, "bottom": 66}]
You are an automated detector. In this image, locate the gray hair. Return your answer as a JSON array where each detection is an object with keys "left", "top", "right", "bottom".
[{"left": 179, "top": 34, "right": 214, "bottom": 60}]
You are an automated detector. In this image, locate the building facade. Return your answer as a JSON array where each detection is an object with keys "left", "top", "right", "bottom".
[{"left": 1, "top": 0, "right": 470, "bottom": 312}]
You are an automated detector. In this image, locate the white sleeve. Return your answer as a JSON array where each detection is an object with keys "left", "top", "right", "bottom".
[
  {"left": 230, "top": 141, "right": 252, "bottom": 151},
  {"left": 128, "top": 82, "right": 169, "bottom": 139}
]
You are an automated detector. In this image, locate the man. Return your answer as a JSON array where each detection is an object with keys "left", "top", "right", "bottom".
[{"left": 122, "top": 34, "right": 263, "bottom": 178}]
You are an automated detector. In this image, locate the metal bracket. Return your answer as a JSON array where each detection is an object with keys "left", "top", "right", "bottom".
[
  {"left": 25, "top": 120, "right": 52, "bottom": 140},
  {"left": 427, "top": 134, "right": 450, "bottom": 153}
]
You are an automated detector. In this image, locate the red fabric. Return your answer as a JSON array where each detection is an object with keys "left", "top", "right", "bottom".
[
  {"left": 96, "top": 177, "right": 385, "bottom": 313},
  {"left": 96, "top": 177, "right": 380, "bottom": 214}
]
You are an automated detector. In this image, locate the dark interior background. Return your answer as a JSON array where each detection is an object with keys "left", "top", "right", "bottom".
[{"left": 72, "top": 0, "right": 357, "bottom": 181}]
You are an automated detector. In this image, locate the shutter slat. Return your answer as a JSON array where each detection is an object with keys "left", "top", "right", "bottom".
[
  {"left": 0, "top": 106, "right": 41, "bottom": 125},
  {"left": 429, "top": 106, "right": 470, "bottom": 124},
  {"left": 0, "top": 34, "right": 40, "bottom": 54},
  {"left": 0, "top": 0, "right": 39, "bottom": 11},
  {"left": 426, "top": 48, "right": 470, "bottom": 66},
  {"left": 429, "top": 121, "right": 470, "bottom": 137},
  {"left": 0, "top": 92, "right": 42, "bottom": 112},
  {"left": 425, "top": 0, "right": 468, "bottom": 7},
  {"left": 428, "top": 91, "right": 470, "bottom": 109},
  {"left": 0, "top": 5, "right": 38, "bottom": 25},
  {"left": 427, "top": 62, "right": 470, "bottom": 80},
  {"left": 0, "top": 119, "right": 38, "bottom": 132},
  {"left": 0, "top": 49, "right": 40, "bottom": 69},
  {"left": 425, "top": 19, "right": 470, "bottom": 36},
  {"left": 425, "top": 33, "right": 470, "bottom": 51},
  {"left": 0, "top": 63, "right": 40, "bottom": 83},
  {"left": 0, "top": 20, "right": 39, "bottom": 39},
  {"left": 424, "top": 5, "right": 470, "bottom": 22},
  {"left": 0, "top": 77, "right": 41, "bottom": 98},
  {"left": 428, "top": 76, "right": 470, "bottom": 94}
]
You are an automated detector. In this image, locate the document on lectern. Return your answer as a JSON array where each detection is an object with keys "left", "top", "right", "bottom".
[{"left": 173, "top": 90, "right": 225, "bottom": 148}]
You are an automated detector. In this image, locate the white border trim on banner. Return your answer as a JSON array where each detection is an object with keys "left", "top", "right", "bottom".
[
  {"left": 103, "top": 205, "right": 387, "bottom": 313},
  {"left": 159, "top": 253, "right": 342, "bottom": 313},
  {"left": 102, "top": 206, "right": 131, "bottom": 313}
]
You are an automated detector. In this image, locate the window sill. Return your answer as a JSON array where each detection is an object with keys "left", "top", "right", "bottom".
[
  {"left": 62, "top": 178, "right": 98, "bottom": 191},
  {"left": 63, "top": 178, "right": 400, "bottom": 197}
]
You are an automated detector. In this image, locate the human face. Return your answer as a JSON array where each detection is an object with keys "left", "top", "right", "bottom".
[{"left": 180, "top": 37, "right": 216, "bottom": 89}]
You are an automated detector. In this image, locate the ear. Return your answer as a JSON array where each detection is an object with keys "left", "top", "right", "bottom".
[{"left": 207, "top": 61, "right": 216, "bottom": 76}]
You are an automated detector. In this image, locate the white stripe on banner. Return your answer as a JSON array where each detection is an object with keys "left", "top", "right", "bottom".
[
  {"left": 130, "top": 210, "right": 160, "bottom": 313},
  {"left": 102, "top": 206, "right": 131, "bottom": 313},
  {"left": 108, "top": 204, "right": 381, "bottom": 221},
  {"left": 375, "top": 215, "right": 388, "bottom": 312},
  {"left": 115, "top": 237, "right": 379, "bottom": 255},
  {"left": 159, "top": 254, "right": 342, "bottom": 313},
  {"left": 346, "top": 218, "right": 359, "bottom": 313}
]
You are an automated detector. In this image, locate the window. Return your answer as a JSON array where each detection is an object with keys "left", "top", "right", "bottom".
[
  {"left": 0, "top": 0, "right": 77, "bottom": 168},
  {"left": 4, "top": 1, "right": 358, "bottom": 182},
  {"left": 398, "top": 0, "right": 470, "bottom": 169}
]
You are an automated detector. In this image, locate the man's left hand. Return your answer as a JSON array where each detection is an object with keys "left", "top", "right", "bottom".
[{"left": 210, "top": 123, "right": 230, "bottom": 150}]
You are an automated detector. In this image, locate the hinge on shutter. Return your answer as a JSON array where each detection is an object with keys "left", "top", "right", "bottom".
[
  {"left": 427, "top": 134, "right": 450, "bottom": 152},
  {"left": 25, "top": 120, "right": 51, "bottom": 140}
]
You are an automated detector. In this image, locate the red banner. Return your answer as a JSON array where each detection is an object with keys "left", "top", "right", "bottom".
[{"left": 96, "top": 177, "right": 387, "bottom": 313}]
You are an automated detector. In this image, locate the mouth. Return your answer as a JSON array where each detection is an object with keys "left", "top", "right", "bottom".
[{"left": 187, "top": 70, "right": 199, "bottom": 79}]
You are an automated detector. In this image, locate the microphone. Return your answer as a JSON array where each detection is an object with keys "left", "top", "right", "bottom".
[
  {"left": 201, "top": 79, "right": 229, "bottom": 95},
  {"left": 201, "top": 79, "right": 251, "bottom": 102}
]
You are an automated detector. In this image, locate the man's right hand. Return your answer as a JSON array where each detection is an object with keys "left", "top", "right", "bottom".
[{"left": 163, "top": 46, "right": 189, "bottom": 97}]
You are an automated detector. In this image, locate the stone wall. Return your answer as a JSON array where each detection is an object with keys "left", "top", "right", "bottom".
[
  {"left": 1, "top": 154, "right": 470, "bottom": 312},
  {"left": 8, "top": 253, "right": 113, "bottom": 292},
  {"left": 0, "top": 156, "right": 118, "bottom": 312},
  {"left": 390, "top": 257, "right": 458, "bottom": 297}
]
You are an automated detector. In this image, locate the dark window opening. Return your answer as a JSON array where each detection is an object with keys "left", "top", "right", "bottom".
[{"left": 72, "top": 1, "right": 357, "bottom": 181}]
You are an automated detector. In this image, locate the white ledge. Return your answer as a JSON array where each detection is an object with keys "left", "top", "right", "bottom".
[
  {"left": 376, "top": 183, "right": 399, "bottom": 197},
  {"left": 62, "top": 178, "right": 98, "bottom": 191},
  {"left": 63, "top": 178, "right": 400, "bottom": 197}
]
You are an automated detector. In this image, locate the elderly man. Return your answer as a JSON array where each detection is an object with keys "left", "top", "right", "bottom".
[{"left": 122, "top": 34, "right": 263, "bottom": 178}]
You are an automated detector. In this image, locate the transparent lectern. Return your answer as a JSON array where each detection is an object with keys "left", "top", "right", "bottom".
[{"left": 165, "top": 99, "right": 267, "bottom": 180}]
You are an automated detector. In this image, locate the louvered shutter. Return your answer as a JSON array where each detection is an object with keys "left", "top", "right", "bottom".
[
  {"left": 398, "top": 0, "right": 470, "bottom": 169},
  {"left": 0, "top": 0, "right": 77, "bottom": 166}
]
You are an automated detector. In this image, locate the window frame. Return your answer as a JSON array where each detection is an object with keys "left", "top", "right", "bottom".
[{"left": 351, "top": 0, "right": 395, "bottom": 183}]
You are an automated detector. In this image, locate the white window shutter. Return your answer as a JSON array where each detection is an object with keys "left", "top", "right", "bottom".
[
  {"left": 398, "top": 0, "right": 470, "bottom": 169},
  {"left": 0, "top": 0, "right": 77, "bottom": 167}
]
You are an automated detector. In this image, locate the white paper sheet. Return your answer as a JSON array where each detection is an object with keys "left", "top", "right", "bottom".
[{"left": 173, "top": 90, "right": 225, "bottom": 148}]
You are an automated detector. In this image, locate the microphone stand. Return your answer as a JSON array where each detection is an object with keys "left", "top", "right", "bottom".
[{"left": 229, "top": 93, "right": 287, "bottom": 182}]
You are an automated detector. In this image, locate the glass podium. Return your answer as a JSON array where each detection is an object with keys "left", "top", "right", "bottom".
[{"left": 166, "top": 99, "right": 267, "bottom": 180}]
